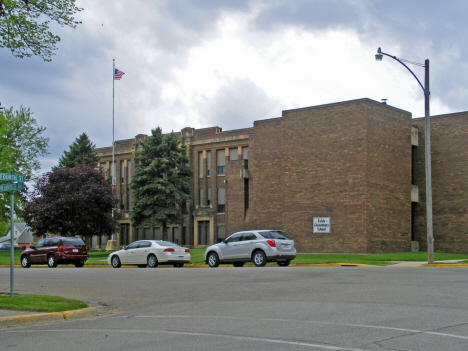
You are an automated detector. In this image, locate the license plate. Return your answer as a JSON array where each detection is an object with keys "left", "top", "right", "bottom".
[
  {"left": 73, "top": 249, "right": 78, "bottom": 252},
  {"left": 178, "top": 256, "right": 183, "bottom": 259}
]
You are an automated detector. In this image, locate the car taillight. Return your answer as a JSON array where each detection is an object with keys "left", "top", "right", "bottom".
[
  {"left": 185, "top": 249, "right": 190, "bottom": 253},
  {"left": 267, "top": 240, "right": 276, "bottom": 247},
  {"left": 163, "top": 248, "right": 175, "bottom": 252}
]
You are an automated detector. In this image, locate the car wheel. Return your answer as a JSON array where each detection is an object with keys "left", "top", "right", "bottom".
[
  {"left": 111, "top": 255, "right": 121, "bottom": 268},
  {"left": 47, "top": 255, "right": 57, "bottom": 268},
  {"left": 21, "top": 256, "right": 31, "bottom": 268},
  {"left": 277, "top": 260, "right": 290, "bottom": 267},
  {"left": 173, "top": 263, "right": 184, "bottom": 268},
  {"left": 252, "top": 251, "right": 267, "bottom": 267},
  {"left": 207, "top": 252, "right": 220, "bottom": 267},
  {"left": 233, "top": 262, "right": 244, "bottom": 267},
  {"left": 137, "top": 264, "right": 147, "bottom": 268},
  {"left": 148, "top": 254, "right": 158, "bottom": 268},
  {"left": 75, "top": 261, "right": 84, "bottom": 268}
]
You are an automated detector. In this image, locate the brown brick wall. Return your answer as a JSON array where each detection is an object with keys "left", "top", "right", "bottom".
[{"left": 413, "top": 112, "right": 468, "bottom": 253}]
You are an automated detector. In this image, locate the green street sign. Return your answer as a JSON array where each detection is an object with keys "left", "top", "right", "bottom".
[
  {"left": 0, "top": 183, "right": 24, "bottom": 192},
  {"left": 0, "top": 173, "right": 27, "bottom": 182}
]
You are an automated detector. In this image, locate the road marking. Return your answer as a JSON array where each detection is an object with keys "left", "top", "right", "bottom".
[
  {"left": 120, "top": 314, "right": 468, "bottom": 341},
  {"left": 4, "top": 328, "right": 367, "bottom": 350}
]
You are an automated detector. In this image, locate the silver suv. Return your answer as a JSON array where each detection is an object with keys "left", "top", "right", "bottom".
[{"left": 205, "top": 230, "right": 296, "bottom": 267}]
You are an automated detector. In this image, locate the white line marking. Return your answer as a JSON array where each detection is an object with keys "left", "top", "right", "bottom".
[{"left": 120, "top": 314, "right": 468, "bottom": 341}]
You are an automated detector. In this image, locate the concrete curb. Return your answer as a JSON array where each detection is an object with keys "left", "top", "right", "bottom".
[{"left": 0, "top": 307, "right": 98, "bottom": 328}]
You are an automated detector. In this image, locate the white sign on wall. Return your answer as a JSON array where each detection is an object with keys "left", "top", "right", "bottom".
[{"left": 313, "top": 217, "right": 331, "bottom": 233}]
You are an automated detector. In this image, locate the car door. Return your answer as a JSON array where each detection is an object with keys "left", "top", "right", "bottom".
[
  {"left": 220, "top": 233, "right": 243, "bottom": 259},
  {"left": 119, "top": 241, "right": 139, "bottom": 264},
  {"left": 30, "top": 239, "right": 48, "bottom": 263},
  {"left": 236, "top": 233, "right": 258, "bottom": 259},
  {"left": 134, "top": 241, "right": 152, "bottom": 263}
]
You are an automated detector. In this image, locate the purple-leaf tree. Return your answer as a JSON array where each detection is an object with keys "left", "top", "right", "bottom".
[{"left": 24, "top": 164, "right": 119, "bottom": 240}]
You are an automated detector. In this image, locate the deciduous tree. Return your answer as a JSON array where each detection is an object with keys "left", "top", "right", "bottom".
[
  {"left": 55, "top": 132, "right": 100, "bottom": 170},
  {"left": 23, "top": 164, "right": 119, "bottom": 240},
  {"left": 130, "top": 128, "right": 193, "bottom": 241},
  {"left": 0, "top": 106, "right": 49, "bottom": 234},
  {"left": 0, "top": 0, "right": 82, "bottom": 61}
]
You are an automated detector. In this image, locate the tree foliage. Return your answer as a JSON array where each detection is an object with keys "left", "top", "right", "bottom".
[
  {"left": 0, "top": 0, "right": 82, "bottom": 61},
  {"left": 0, "top": 106, "right": 49, "bottom": 234},
  {"left": 130, "top": 128, "right": 193, "bottom": 234},
  {"left": 55, "top": 132, "right": 100, "bottom": 170},
  {"left": 23, "top": 164, "right": 119, "bottom": 238}
]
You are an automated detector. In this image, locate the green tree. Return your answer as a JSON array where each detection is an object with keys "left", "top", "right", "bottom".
[
  {"left": 130, "top": 128, "right": 193, "bottom": 241},
  {"left": 55, "top": 132, "right": 100, "bottom": 170},
  {"left": 23, "top": 164, "right": 119, "bottom": 240},
  {"left": 0, "top": 0, "right": 82, "bottom": 61},
  {"left": 0, "top": 106, "right": 49, "bottom": 234}
]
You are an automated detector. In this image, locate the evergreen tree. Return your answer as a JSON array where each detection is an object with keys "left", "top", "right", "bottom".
[
  {"left": 130, "top": 128, "right": 193, "bottom": 239},
  {"left": 55, "top": 133, "right": 100, "bottom": 169}
]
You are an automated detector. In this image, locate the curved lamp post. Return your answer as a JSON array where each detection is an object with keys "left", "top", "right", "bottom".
[{"left": 375, "top": 47, "right": 433, "bottom": 264}]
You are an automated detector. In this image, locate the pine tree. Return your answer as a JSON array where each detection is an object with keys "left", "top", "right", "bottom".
[
  {"left": 55, "top": 133, "right": 100, "bottom": 169},
  {"left": 130, "top": 127, "right": 193, "bottom": 239}
]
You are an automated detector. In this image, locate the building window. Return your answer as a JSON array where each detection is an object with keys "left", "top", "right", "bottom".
[
  {"left": 217, "top": 149, "right": 225, "bottom": 175},
  {"left": 207, "top": 151, "right": 211, "bottom": 176},
  {"left": 198, "top": 151, "right": 203, "bottom": 178},
  {"left": 127, "top": 160, "right": 132, "bottom": 184},
  {"left": 207, "top": 188, "right": 211, "bottom": 206},
  {"left": 120, "top": 160, "right": 125, "bottom": 183},
  {"left": 229, "top": 147, "right": 238, "bottom": 161},
  {"left": 217, "top": 187, "right": 225, "bottom": 213},
  {"left": 217, "top": 225, "right": 226, "bottom": 243},
  {"left": 242, "top": 146, "right": 249, "bottom": 160},
  {"left": 199, "top": 189, "right": 204, "bottom": 206}
]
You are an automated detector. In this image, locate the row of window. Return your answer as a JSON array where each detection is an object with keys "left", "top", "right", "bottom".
[
  {"left": 198, "top": 147, "right": 249, "bottom": 177},
  {"left": 99, "top": 160, "right": 132, "bottom": 184},
  {"left": 199, "top": 187, "right": 225, "bottom": 213}
]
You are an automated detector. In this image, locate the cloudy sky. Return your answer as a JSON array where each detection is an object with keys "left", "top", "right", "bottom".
[{"left": 1, "top": 0, "right": 467, "bottom": 174}]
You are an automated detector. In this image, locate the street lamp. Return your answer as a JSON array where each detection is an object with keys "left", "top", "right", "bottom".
[{"left": 375, "top": 47, "right": 433, "bottom": 264}]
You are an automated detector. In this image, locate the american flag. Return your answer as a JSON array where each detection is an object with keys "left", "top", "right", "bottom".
[{"left": 114, "top": 68, "right": 125, "bottom": 80}]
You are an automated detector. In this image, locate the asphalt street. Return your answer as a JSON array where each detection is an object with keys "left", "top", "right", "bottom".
[{"left": 1, "top": 266, "right": 468, "bottom": 350}]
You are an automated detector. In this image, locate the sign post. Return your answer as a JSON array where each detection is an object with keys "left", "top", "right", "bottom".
[{"left": 0, "top": 172, "right": 27, "bottom": 298}]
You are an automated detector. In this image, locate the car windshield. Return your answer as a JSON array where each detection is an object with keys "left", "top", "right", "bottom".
[
  {"left": 156, "top": 241, "right": 180, "bottom": 247},
  {"left": 260, "top": 231, "right": 291, "bottom": 240},
  {"left": 62, "top": 238, "right": 86, "bottom": 247}
]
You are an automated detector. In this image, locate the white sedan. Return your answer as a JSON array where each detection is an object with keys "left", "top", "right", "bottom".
[{"left": 107, "top": 240, "right": 190, "bottom": 268}]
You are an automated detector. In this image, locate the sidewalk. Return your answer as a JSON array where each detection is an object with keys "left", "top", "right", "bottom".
[{"left": 389, "top": 259, "right": 468, "bottom": 267}]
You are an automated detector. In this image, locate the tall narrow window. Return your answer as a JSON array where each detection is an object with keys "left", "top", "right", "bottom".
[
  {"left": 217, "top": 187, "right": 225, "bottom": 213},
  {"left": 229, "top": 147, "right": 238, "bottom": 161},
  {"left": 120, "top": 160, "right": 125, "bottom": 183},
  {"left": 199, "top": 189, "right": 204, "bottom": 206},
  {"left": 198, "top": 151, "right": 203, "bottom": 178},
  {"left": 127, "top": 160, "right": 132, "bottom": 184},
  {"left": 207, "top": 188, "right": 211, "bottom": 206},
  {"left": 207, "top": 151, "right": 211, "bottom": 176},
  {"left": 217, "top": 149, "right": 225, "bottom": 175},
  {"left": 217, "top": 225, "right": 226, "bottom": 242},
  {"left": 242, "top": 146, "right": 249, "bottom": 160}
]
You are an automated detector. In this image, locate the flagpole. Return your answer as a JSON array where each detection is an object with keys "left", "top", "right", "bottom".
[{"left": 112, "top": 59, "right": 115, "bottom": 190}]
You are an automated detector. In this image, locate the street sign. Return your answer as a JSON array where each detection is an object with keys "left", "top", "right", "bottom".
[
  {"left": 0, "top": 173, "right": 27, "bottom": 182},
  {"left": 0, "top": 183, "right": 24, "bottom": 192}
]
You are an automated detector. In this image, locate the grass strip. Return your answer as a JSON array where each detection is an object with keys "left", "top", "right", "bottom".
[
  {"left": 2, "top": 249, "right": 468, "bottom": 267},
  {"left": 0, "top": 294, "right": 88, "bottom": 313}
]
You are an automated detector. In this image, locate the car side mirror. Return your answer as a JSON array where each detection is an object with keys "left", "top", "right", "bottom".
[
  {"left": 124, "top": 246, "right": 128, "bottom": 250},
  {"left": 30, "top": 245, "right": 35, "bottom": 249},
  {"left": 222, "top": 239, "right": 227, "bottom": 244}
]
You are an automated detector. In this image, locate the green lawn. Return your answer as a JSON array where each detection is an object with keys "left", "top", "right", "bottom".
[
  {"left": 1, "top": 249, "right": 468, "bottom": 266},
  {"left": 0, "top": 294, "right": 88, "bottom": 312}
]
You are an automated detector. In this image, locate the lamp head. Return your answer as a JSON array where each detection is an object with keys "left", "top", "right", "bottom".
[{"left": 375, "top": 47, "right": 383, "bottom": 61}]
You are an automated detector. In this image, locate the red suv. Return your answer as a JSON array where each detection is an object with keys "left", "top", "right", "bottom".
[{"left": 21, "top": 237, "right": 89, "bottom": 268}]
